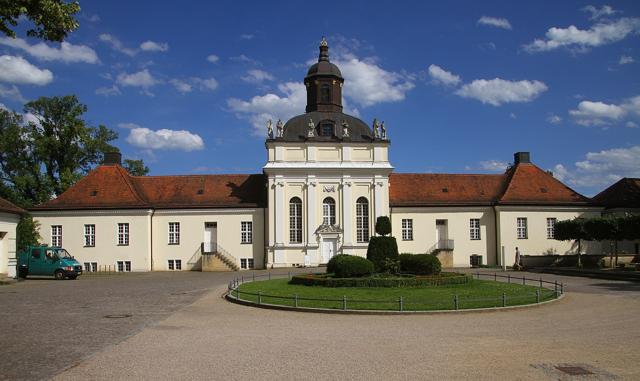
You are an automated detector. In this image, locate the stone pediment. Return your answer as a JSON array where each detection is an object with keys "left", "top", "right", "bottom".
[{"left": 315, "top": 224, "right": 343, "bottom": 234}]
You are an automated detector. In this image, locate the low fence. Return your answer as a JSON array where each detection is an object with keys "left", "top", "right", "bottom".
[
  {"left": 82, "top": 265, "right": 127, "bottom": 275},
  {"left": 226, "top": 271, "right": 564, "bottom": 312}
]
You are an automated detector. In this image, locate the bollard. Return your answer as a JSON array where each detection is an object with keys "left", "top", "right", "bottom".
[
  {"left": 560, "top": 282, "right": 564, "bottom": 294},
  {"left": 554, "top": 280, "right": 558, "bottom": 293},
  {"left": 454, "top": 295, "right": 459, "bottom": 310},
  {"left": 502, "top": 292, "right": 506, "bottom": 307},
  {"left": 507, "top": 275, "right": 511, "bottom": 284},
  {"left": 399, "top": 296, "right": 404, "bottom": 312},
  {"left": 294, "top": 294, "right": 298, "bottom": 308},
  {"left": 522, "top": 276, "right": 525, "bottom": 285},
  {"left": 539, "top": 277, "right": 543, "bottom": 288},
  {"left": 258, "top": 291, "right": 262, "bottom": 305},
  {"left": 343, "top": 295, "right": 347, "bottom": 311},
  {"left": 494, "top": 272, "right": 497, "bottom": 281},
  {"left": 536, "top": 290, "right": 540, "bottom": 303}
]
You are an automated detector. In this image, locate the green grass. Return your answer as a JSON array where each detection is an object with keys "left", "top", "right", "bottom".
[{"left": 233, "top": 278, "right": 558, "bottom": 311}]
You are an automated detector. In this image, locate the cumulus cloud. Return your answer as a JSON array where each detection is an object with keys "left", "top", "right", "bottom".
[
  {"left": 192, "top": 77, "right": 218, "bottom": 91},
  {"left": 479, "top": 160, "right": 508, "bottom": 171},
  {"left": 170, "top": 77, "right": 218, "bottom": 93},
  {"left": 242, "top": 69, "right": 274, "bottom": 84},
  {"left": 455, "top": 78, "right": 547, "bottom": 106},
  {"left": 169, "top": 79, "right": 192, "bottom": 93},
  {"left": 619, "top": 55, "right": 634, "bottom": 65},
  {"left": 524, "top": 17, "right": 640, "bottom": 53},
  {"left": 552, "top": 146, "right": 640, "bottom": 191},
  {"left": 126, "top": 126, "right": 204, "bottom": 151},
  {"left": 99, "top": 33, "right": 137, "bottom": 56},
  {"left": 206, "top": 54, "right": 219, "bottom": 63},
  {"left": 569, "top": 95, "right": 640, "bottom": 126},
  {"left": 335, "top": 53, "right": 414, "bottom": 107},
  {"left": 0, "top": 37, "right": 98, "bottom": 63},
  {"left": 427, "top": 64, "right": 461, "bottom": 87},
  {"left": 227, "top": 82, "right": 306, "bottom": 135},
  {"left": 0, "top": 55, "right": 53, "bottom": 85},
  {"left": 0, "top": 84, "right": 26, "bottom": 102},
  {"left": 116, "top": 69, "right": 159, "bottom": 88},
  {"left": 582, "top": 5, "right": 618, "bottom": 20},
  {"left": 139, "top": 40, "right": 169, "bottom": 52},
  {"left": 477, "top": 16, "right": 512, "bottom": 30},
  {"left": 95, "top": 85, "right": 121, "bottom": 97}
]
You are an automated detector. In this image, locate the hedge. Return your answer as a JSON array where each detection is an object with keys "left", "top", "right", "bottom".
[
  {"left": 366, "top": 236, "right": 399, "bottom": 271},
  {"left": 326, "top": 255, "right": 374, "bottom": 278},
  {"left": 290, "top": 273, "right": 471, "bottom": 288},
  {"left": 399, "top": 254, "right": 442, "bottom": 275}
]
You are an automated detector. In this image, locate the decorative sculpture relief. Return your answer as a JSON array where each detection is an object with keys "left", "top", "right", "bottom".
[{"left": 323, "top": 185, "right": 336, "bottom": 192}]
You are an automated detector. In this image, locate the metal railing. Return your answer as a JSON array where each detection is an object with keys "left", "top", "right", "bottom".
[
  {"left": 201, "top": 242, "right": 240, "bottom": 270},
  {"left": 428, "top": 239, "right": 455, "bottom": 254},
  {"left": 226, "top": 271, "right": 564, "bottom": 312}
]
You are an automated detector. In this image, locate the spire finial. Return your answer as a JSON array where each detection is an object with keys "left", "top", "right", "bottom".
[{"left": 318, "top": 36, "right": 329, "bottom": 62}]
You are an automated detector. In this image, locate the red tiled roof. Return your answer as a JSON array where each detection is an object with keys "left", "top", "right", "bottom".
[
  {"left": 592, "top": 178, "right": 640, "bottom": 209},
  {"left": 498, "top": 163, "right": 590, "bottom": 205},
  {"left": 389, "top": 173, "right": 505, "bottom": 206},
  {"left": 0, "top": 197, "right": 26, "bottom": 215},
  {"left": 31, "top": 165, "right": 265, "bottom": 210}
]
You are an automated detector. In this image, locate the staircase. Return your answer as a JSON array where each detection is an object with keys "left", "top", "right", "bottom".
[{"left": 201, "top": 242, "right": 240, "bottom": 272}]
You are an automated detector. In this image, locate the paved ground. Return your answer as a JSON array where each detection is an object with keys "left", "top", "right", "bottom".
[{"left": 2, "top": 269, "right": 639, "bottom": 380}]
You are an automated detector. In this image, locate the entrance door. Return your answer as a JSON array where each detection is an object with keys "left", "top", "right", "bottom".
[
  {"left": 435, "top": 219, "right": 448, "bottom": 247},
  {"left": 203, "top": 223, "right": 217, "bottom": 253},
  {"left": 321, "top": 238, "right": 337, "bottom": 264}
]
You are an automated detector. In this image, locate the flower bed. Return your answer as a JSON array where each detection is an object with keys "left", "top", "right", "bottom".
[{"left": 289, "top": 272, "right": 471, "bottom": 288}]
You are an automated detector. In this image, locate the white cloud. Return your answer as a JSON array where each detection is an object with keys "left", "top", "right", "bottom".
[
  {"left": 126, "top": 126, "right": 204, "bottom": 151},
  {"left": 477, "top": 16, "right": 512, "bottom": 30},
  {"left": 0, "top": 84, "right": 26, "bottom": 102},
  {"left": 524, "top": 17, "right": 640, "bottom": 53},
  {"left": 427, "top": 64, "right": 461, "bottom": 87},
  {"left": 455, "top": 78, "right": 547, "bottom": 106},
  {"left": 242, "top": 69, "right": 274, "bottom": 84},
  {"left": 169, "top": 78, "right": 192, "bottom": 93},
  {"left": 117, "top": 122, "right": 141, "bottom": 129},
  {"left": 192, "top": 77, "right": 218, "bottom": 91},
  {"left": 335, "top": 53, "right": 414, "bottom": 107},
  {"left": 240, "top": 34, "right": 255, "bottom": 40},
  {"left": 207, "top": 54, "right": 219, "bottom": 63},
  {"left": 619, "top": 55, "right": 634, "bottom": 64},
  {"left": 509, "top": 112, "right": 517, "bottom": 119},
  {"left": 99, "top": 33, "right": 137, "bottom": 56},
  {"left": 627, "top": 121, "right": 638, "bottom": 128},
  {"left": 582, "top": 5, "right": 618, "bottom": 20},
  {"left": 95, "top": 85, "right": 121, "bottom": 97},
  {"left": 547, "top": 114, "right": 562, "bottom": 124},
  {"left": 116, "top": 69, "right": 159, "bottom": 88},
  {"left": 0, "top": 37, "right": 98, "bottom": 63},
  {"left": 479, "top": 160, "right": 508, "bottom": 171},
  {"left": 230, "top": 54, "right": 260, "bottom": 65},
  {"left": 139, "top": 40, "right": 169, "bottom": 52},
  {"left": 227, "top": 82, "right": 306, "bottom": 135},
  {"left": 569, "top": 95, "right": 640, "bottom": 126},
  {"left": 0, "top": 55, "right": 52, "bottom": 85},
  {"left": 552, "top": 146, "right": 640, "bottom": 190}
]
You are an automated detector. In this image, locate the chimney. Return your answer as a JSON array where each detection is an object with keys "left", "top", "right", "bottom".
[
  {"left": 103, "top": 152, "right": 122, "bottom": 165},
  {"left": 514, "top": 152, "right": 530, "bottom": 164}
]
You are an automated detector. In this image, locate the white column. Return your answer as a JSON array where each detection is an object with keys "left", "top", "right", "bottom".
[
  {"left": 274, "top": 180, "right": 285, "bottom": 265},
  {"left": 306, "top": 179, "right": 317, "bottom": 244},
  {"left": 374, "top": 181, "right": 384, "bottom": 220},
  {"left": 342, "top": 179, "right": 353, "bottom": 247}
]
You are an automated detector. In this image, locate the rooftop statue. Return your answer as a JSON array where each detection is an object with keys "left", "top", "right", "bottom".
[
  {"left": 373, "top": 118, "right": 380, "bottom": 139},
  {"left": 381, "top": 121, "right": 387, "bottom": 140},
  {"left": 308, "top": 118, "right": 315, "bottom": 137},
  {"left": 276, "top": 119, "right": 283, "bottom": 138},
  {"left": 342, "top": 119, "right": 349, "bottom": 137}
]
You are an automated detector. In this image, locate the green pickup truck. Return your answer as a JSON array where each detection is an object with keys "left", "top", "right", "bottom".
[{"left": 17, "top": 245, "right": 83, "bottom": 280}]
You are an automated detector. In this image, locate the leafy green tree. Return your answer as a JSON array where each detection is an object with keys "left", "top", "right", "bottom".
[
  {"left": 16, "top": 215, "right": 40, "bottom": 251},
  {"left": 0, "top": 0, "right": 80, "bottom": 42},
  {"left": 123, "top": 159, "right": 150, "bottom": 176},
  {"left": 367, "top": 216, "right": 398, "bottom": 272},
  {"left": 375, "top": 216, "right": 392, "bottom": 236},
  {"left": 554, "top": 218, "right": 589, "bottom": 267}
]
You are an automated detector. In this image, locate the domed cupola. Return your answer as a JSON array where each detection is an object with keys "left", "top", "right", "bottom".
[{"left": 304, "top": 37, "right": 344, "bottom": 113}]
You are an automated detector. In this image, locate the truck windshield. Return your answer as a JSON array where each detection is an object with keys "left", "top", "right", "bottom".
[{"left": 53, "top": 249, "right": 72, "bottom": 258}]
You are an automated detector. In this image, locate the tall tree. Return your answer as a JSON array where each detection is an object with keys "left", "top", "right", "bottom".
[
  {"left": 0, "top": 0, "right": 80, "bottom": 42},
  {"left": 123, "top": 159, "right": 150, "bottom": 176}
]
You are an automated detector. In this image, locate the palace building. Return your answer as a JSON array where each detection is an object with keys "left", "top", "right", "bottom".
[{"left": 28, "top": 40, "right": 607, "bottom": 272}]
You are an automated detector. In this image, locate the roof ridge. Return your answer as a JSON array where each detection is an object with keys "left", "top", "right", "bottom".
[
  {"left": 133, "top": 173, "right": 261, "bottom": 179},
  {"left": 391, "top": 172, "right": 505, "bottom": 177},
  {"left": 114, "top": 166, "right": 149, "bottom": 205}
]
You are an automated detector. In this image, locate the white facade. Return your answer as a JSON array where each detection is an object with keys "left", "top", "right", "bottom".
[{"left": 0, "top": 212, "right": 20, "bottom": 277}]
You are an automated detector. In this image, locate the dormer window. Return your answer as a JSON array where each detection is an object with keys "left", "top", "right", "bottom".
[{"left": 318, "top": 121, "right": 335, "bottom": 137}]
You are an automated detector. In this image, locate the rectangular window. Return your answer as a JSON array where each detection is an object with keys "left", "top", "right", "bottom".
[
  {"left": 118, "top": 223, "right": 129, "bottom": 246},
  {"left": 168, "top": 222, "right": 180, "bottom": 245},
  {"left": 470, "top": 219, "right": 481, "bottom": 240},
  {"left": 289, "top": 201, "right": 303, "bottom": 243},
  {"left": 51, "top": 225, "right": 62, "bottom": 247},
  {"left": 84, "top": 224, "right": 95, "bottom": 247},
  {"left": 240, "top": 258, "right": 255, "bottom": 269},
  {"left": 117, "top": 261, "right": 124, "bottom": 272},
  {"left": 116, "top": 261, "right": 131, "bottom": 272},
  {"left": 517, "top": 218, "right": 528, "bottom": 239},
  {"left": 84, "top": 262, "right": 91, "bottom": 272},
  {"left": 546, "top": 218, "right": 557, "bottom": 239},
  {"left": 168, "top": 259, "right": 181, "bottom": 270},
  {"left": 241, "top": 221, "right": 252, "bottom": 244},
  {"left": 356, "top": 199, "right": 369, "bottom": 243},
  {"left": 401, "top": 219, "right": 413, "bottom": 241}
]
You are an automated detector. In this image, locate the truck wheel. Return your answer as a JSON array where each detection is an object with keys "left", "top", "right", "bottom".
[
  {"left": 18, "top": 267, "right": 28, "bottom": 279},
  {"left": 54, "top": 270, "right": 65, "bottom": 280}
]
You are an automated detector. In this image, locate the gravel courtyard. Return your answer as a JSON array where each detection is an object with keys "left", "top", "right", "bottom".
[{"left": 1, "top": 269, "right": 639, "bottom": 380}]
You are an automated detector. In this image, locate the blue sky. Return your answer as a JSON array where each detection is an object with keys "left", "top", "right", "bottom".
[{"left": 0, "top": 1, "right": 639, "bottom": 196}]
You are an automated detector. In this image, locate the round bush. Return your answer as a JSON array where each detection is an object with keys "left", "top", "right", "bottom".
[
  {"left": 399, "top": 253, "right": 442, "bottom": 275},
  {"left": 327, "top": 255, "right": 374, "bottom": 278},
  {"left": 366, "top": 236, "right": 399, "bottom": 272},
  {"left": 375, "top": 216, "right": 392, "bottom": 236}
]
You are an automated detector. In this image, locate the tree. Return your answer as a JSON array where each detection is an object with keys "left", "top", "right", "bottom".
[
  {"left": 16, "top": 215, "right": 40, "bottom": 251},
  {"left": 367, "top": 216, "right": 399, "bottom": 272},
  {"left": 375, "top": 216, "right": 392, "bottom": 236},
  {"left": 554, "top": 218, "right": 589, "bottom": 267},
  {"left": 0, "top": 0, "right": 80, "bottom": 42},
  {"left": 123, "top": 159, "right": 150, "bottom": 176}
]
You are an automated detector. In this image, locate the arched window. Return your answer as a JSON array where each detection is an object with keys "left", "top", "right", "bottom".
[
  {"left": 320, "top": 84, "right": 331, "bottom": 103},
  {"left": 289, "top": 197, "right": 303, "bottom": 243},
  {"left": 356, "top": 197, "right": 369, "bottom": 243},
  {"left": 322, "top": 197, "right": 336, "bottom": 225}
]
